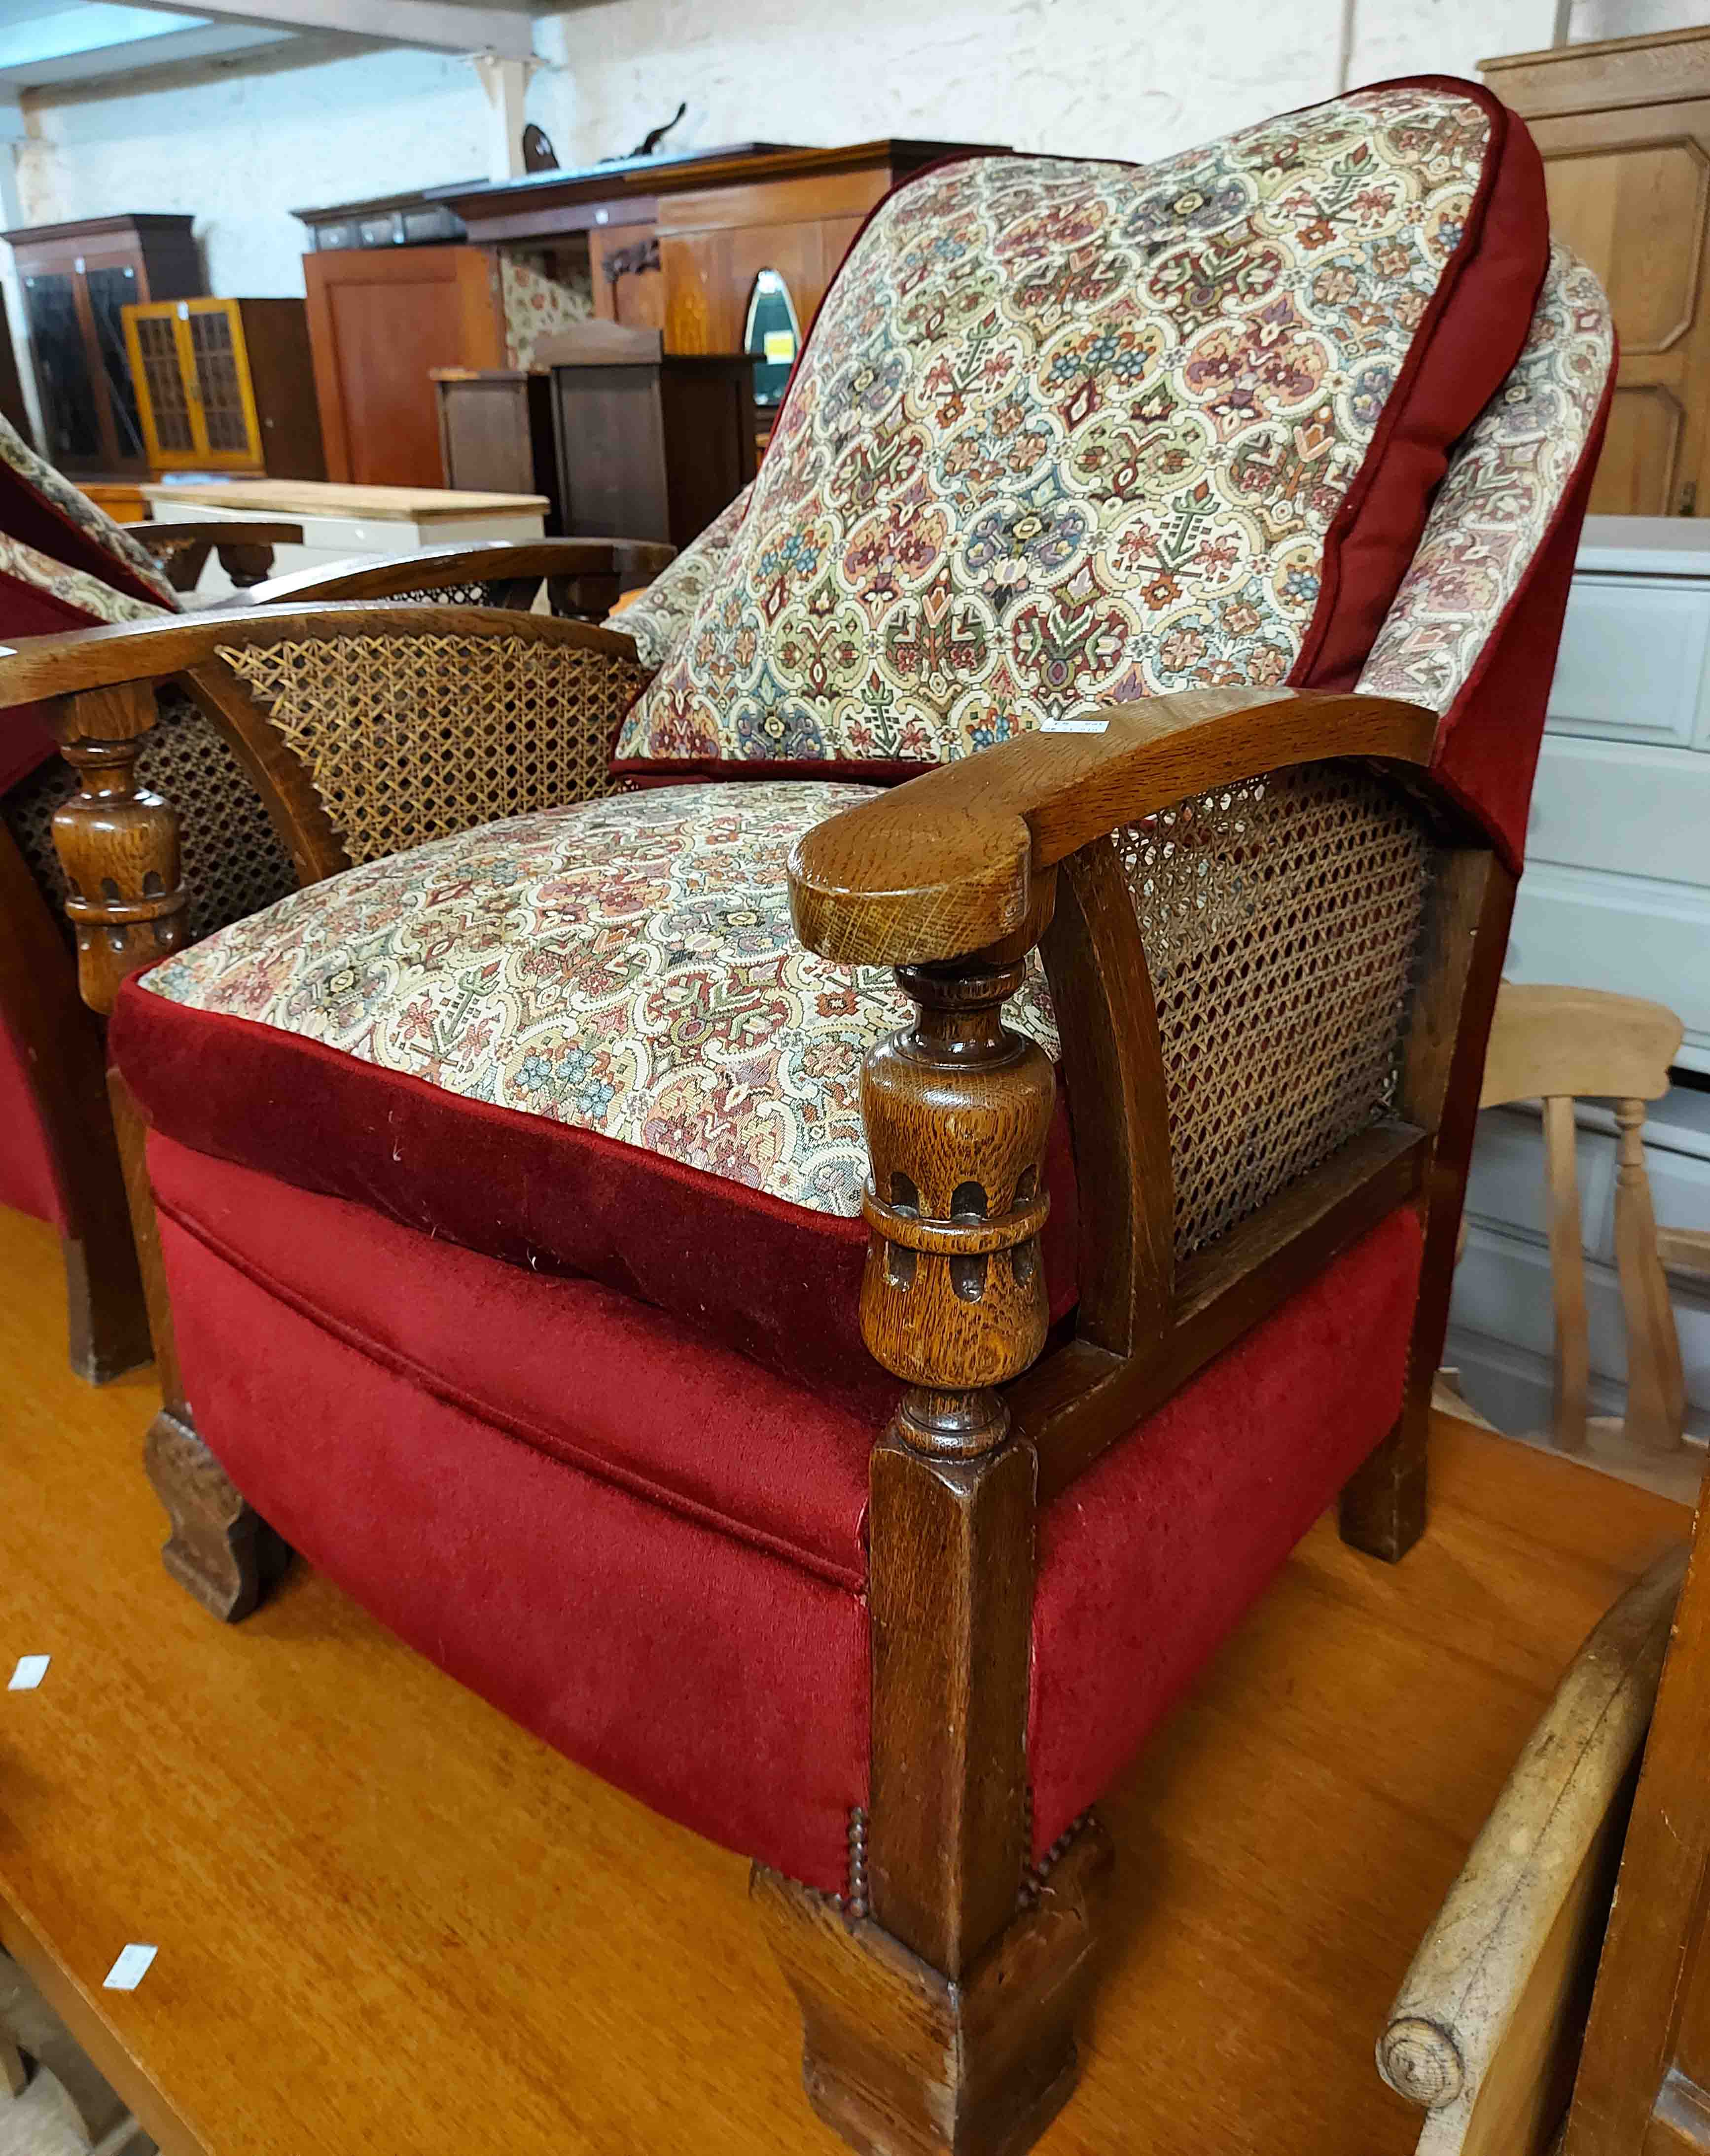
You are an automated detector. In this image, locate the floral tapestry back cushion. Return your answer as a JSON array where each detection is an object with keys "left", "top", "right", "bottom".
[{"left": 613, "top": 77, "right": 1547, "bottom": 777}]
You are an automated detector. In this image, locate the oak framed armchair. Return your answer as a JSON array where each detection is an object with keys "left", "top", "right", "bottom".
[
  {"left": 0, "top": 80, "right": 1616, "bottom": 2156},
  {"left": 0, "top": 517, "right": 671, "bottom": 1382}
]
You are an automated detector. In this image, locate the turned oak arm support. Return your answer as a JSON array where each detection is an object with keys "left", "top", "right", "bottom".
[
  {"left": 134, "top": 520, "right": 304, "bottom": 593},
  {"left": 0, "top": 603, "right": 648, "bottom": 1015},
  {"left": 789, "top": 686, "right": 1437, "bottom": 968}
]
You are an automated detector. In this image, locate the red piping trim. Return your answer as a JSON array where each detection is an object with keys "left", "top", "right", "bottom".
[{"left": 154, "top": 1181, "right": 871, "bottom": 1594}]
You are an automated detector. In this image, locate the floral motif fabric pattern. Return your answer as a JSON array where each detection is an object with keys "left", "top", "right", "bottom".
[
  {"left": 616, "top": 86, "right": 1496, "bottom": 767},
  {"left": 0, "top": 414, "right": 178, "bottom": 606},
  {"left": 614, "top": 483, "right": 753, "bottom": 669},
  {"left": 499, "top": 250, "right": 595, "bottom": 370},
  {"left": 1359, "top": 242, "right": 1613, "bottom": 716},
  {"left": 139, "top": 781, "right": 1060, "bottom": 1220},
  {"left": 0, "top": 530, "right": 168, "bottom": 625}
]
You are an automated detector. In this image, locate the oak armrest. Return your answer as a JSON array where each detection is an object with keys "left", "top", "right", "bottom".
[
  {"left": 788, "top": 687, "right": 1435, "bottom": 966},
  {"left": 242, "top": 536, "right": 676, "bottom": 608}
]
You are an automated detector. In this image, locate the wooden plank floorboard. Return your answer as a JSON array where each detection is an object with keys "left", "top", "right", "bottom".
[{"left": 0, "top": 1204, "right": 1690, "bottom": 2154}]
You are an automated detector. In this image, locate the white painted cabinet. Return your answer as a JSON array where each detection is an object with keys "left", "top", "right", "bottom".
[
  {"left": 1506, "top": 517, "right": 1710, "bottom": 1073},
  {"left": 1448, "top": 515, "right": 1710, "bottom": 1436}
]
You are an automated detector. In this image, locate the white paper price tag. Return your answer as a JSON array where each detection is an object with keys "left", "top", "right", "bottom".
[
  {"left": 7, "top": 1654, "right": 49, "bottom": 1691},
  {"left": 103, "top": 1944, "right": 158, "bottom": 1992},
  {"left": 1039, "top": 718, "right": 1110, "bottom": 733}
]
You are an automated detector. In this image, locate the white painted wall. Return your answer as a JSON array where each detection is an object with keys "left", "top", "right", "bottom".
[
  {"left": 533, "top": 0, "right": 1565, "bottom": 173},
  {"left": 12, "top": 43, "right": 494, "bottom": 295},
  {"left": 0, "top": 0, "right": 1704, "bottom": 446}
]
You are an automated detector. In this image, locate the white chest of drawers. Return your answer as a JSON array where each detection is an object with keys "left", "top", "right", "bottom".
[
  {"left": 1507, "top": 516, "right": 1710, "bottom": 1072},
  {"left": 1448, "top": 515, "right": 1710, "bottom": 1440}
]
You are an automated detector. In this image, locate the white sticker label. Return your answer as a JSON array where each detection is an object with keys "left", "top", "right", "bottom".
[
  {"left": 1039, "top": 718, "right": 1110, "bottom": 734},
  {"left": 103, "top": 1944, "right": 157, "bottom": 1992},
  {"left": 7, "top": 1654, "right": 49, "bottom": 1691}
]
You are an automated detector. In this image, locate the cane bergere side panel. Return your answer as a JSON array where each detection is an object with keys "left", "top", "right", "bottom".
[
  {"left": 3, "top": 690, "right": 296, "bottom": 945},
  {"left": 1112, "top": 760, "right": 1436, "bottom": 1259},
  {"left": 214, "top": 632, "right": 654, "bottom": 865}
]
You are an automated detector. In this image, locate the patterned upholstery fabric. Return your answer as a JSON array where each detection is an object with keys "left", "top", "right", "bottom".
[
  {"left": 0, "top": 413, "right": 178, "bottom": 606},
  {"left": 613, "top": 482, "right": 753, "bottom": 669},
  {"left": 137, "top": 781, "right": 1059, "bottom": 1220},
  {"left": 1360, "top": 241, "right": 1613, "bottom": 717},
  {"left": 615, "top": 81, "right": 1542, "bottom": 771},
  {"left": 0, "top": 530, "right": 168, "bottom": 627}
]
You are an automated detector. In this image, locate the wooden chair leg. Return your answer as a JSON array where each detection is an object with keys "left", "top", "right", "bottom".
[
  {"left": 1341, "top": 852, "right": 1516, "bottom": 1566},
  {"left": 108, "top": 1068, "right": 288, "bottom": 1623},
  {"left": 753, "top": 1816, "right": 1113, "bottom": 2156},
  {"left": 1341, "top": 1387, "right": 1429, "bottom": 1563},
  {"left": 144, "top": 1407, "right": 289, "bottom": 1623},
  {"left": 60, "top": 1222, "right": 151, "bottom": 1386}
]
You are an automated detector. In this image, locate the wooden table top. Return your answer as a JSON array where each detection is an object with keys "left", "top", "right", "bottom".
[
  {"left": 140, "top": 480, "right": 550, "bottom": 522},
  {"left": 0, "top": 1204, "right": 1688, "bottom": 2155}
]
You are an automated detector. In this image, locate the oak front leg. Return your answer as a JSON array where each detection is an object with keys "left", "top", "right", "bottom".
[
  {"left": 758, "top": 952, "right": 1113, "bottom": 2156},
  {"left": 46, "top": 679, "right": 290, "bottom": 1625},
  {"left": 107, "top": 1069, "right": 288, "bottom": 1624}
]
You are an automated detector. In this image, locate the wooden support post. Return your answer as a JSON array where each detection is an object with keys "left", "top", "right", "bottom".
[
  {"left": 755, "top": 952, "right": 1112, "bottom": 2156},
  {"left": 1341, "top": 850, "right": 1514, "bottom": 1563},
  {"left": 47, "top": 681, "right": 287, "bottom": 1622}
]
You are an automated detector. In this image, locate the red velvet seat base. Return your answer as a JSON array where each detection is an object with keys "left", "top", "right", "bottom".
[{"left": 150, "top": 1133, "right": 1423, "bottom": 1894}]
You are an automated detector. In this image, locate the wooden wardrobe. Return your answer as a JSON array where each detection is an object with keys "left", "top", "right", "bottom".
[{"left": 1485, "top": 27, "right": 1710, "bottom": 517}]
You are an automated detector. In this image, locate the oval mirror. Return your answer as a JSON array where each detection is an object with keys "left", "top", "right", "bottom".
[{"left": 745, "top": 268, "right": 801, "bottom": 408}]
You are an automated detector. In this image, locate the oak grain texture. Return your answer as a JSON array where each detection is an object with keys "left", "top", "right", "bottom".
[
  {"left": 0, "top": 1198, "right": 1689, "bottom": 2155},
  {"left": 0, "top": 602, "right": 642, "bottom": 707},
  {"left": 1380, "top": 1548, "right": 1685, "bottom": 2155},
  {"left": 754, "top": 1819, "right": 1112, "bottom": 2156},
  {"left": 1339, "top": 854, "right": 1514, "bottom": 1562},
  {"left": 1482, "top": 27, "right": 1710, "bottom": 515},
  {"left": 787, "top": 689, "right": 1436, "bottom": 967}
]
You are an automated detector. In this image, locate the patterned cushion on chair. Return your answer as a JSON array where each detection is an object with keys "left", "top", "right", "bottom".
[
  {"left": 613, "top": 79, "right": 1547, "bottom": 778},
  {"left": 112, "top": 782, "right": 1069, "bottom": 1404}
]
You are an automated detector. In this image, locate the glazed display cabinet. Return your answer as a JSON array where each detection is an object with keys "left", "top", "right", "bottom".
[
  {"left": 123, "top": 297, "right": 323, "bottom": 478},
  {"left": 1, "top": 213, "right": 202, "bottom": 475}
]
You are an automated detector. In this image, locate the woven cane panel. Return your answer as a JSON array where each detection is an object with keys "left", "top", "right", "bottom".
[
  {"left": 214, "top": 633, "right": 652, "bottom": 865},
  {"left": 1113, "top": 762, "right": 1433, "bottom": 1259},
  {"left": 2, "top": 688, "right": 296, "bottom": 946}
]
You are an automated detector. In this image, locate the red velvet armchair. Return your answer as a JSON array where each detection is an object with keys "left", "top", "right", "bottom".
[{"left": 0, "top": 81, "right": 1613, "bottom": 2156}]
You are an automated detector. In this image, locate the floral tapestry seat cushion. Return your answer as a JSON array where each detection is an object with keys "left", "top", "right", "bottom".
[
  {"left": 613, "top": 78, "right": 1549, "bottom": 777},
  {"left": 112, "top": 780, "right": 1072, "bottom": 1410}
]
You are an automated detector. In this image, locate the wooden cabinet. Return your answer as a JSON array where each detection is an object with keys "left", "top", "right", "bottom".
[
  {"left": 303, "top": 244, "right": 503, "bottom": 487},
  {"left": 1485, "top": 28, "right": 1710, "bottom": 517},
  {"left": 123, "top": 297, "right": 322, "bottom": 478},
  {"left": 1, "top": 213, "right": 201, "bottom": 475},
  {"left": 432, "top": 367, "right": 559, "bottom": 525},
  {"left": 541, "top": 324, "right": 752, "bottom": 546},
  {"left": 653, "top": 170, "right": 878, "bottom": 358}
]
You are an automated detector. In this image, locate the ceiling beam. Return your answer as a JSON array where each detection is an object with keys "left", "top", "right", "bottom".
[
  {"left": 0, "top": 20, "right": 298, "bottom": 94},
  {"left": 118, "top": 0, "right": 536, "bottom": 59}
]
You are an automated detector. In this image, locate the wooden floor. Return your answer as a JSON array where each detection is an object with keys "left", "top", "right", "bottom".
[{"left": 0, "top": 1205, "right": 1691, "bottom": 2156}]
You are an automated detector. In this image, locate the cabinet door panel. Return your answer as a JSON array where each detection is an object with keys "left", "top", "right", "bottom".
[
  {"left": 84, "top": 264, "right": 145, "bottom": 466},
  {"left": 1530, "top": 101, "right": 1710, "bottom": 515},
  {"left": 186, "top": 301, "right": 259, "bottom": 463},
  {"left": 23, "top": 273, "right": 100, "bottom": 464},
  {"left": 304, "top": 248, "right": 503, "bottom": 486},
  {"left": 129, "top": 310, "right": 196, "bottom": 458}
]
